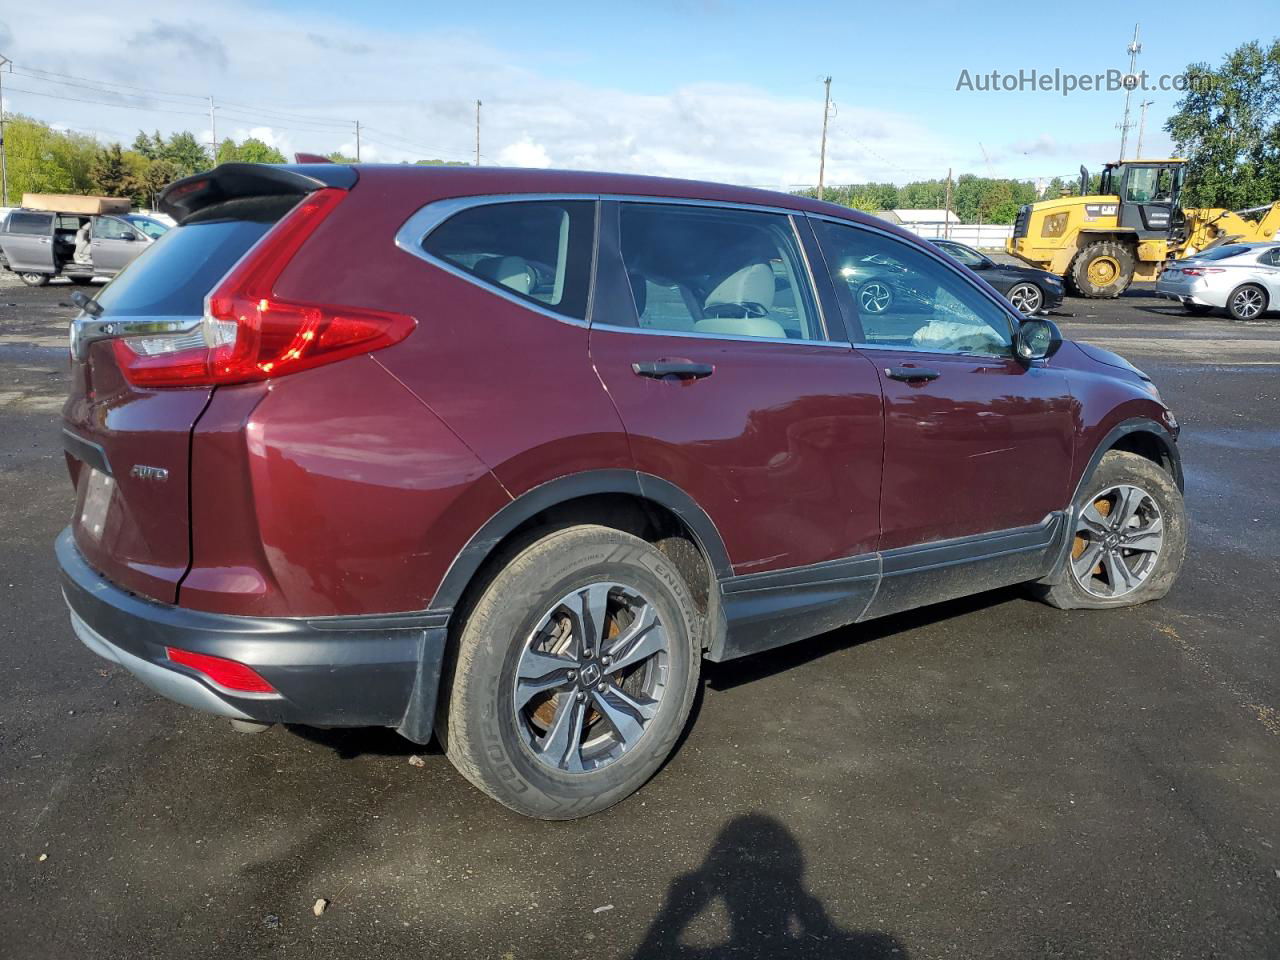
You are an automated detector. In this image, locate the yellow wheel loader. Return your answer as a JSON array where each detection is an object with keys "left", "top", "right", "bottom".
[{"left": 1006, "top": 159, "right": 1280, "bottom": 298}]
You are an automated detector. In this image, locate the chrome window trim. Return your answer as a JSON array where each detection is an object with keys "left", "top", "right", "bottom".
[
  {"left": 803, "top": 211, "right": 1026, "bottom": 350},
  {"left": 395, "top": 192, "right": 837, "bottom": 344},
  {"left": 591, "top": 320, "right": 851, "bottom": 349},
  {"left": 851, "top": 342, "right": 1016, "bottom": 361}
]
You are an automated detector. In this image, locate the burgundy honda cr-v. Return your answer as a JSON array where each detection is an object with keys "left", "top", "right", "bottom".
[{"left": 58, "top": 163, "right": 1186, "bottom": 819}]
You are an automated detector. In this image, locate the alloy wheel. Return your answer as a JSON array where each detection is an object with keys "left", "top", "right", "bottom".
[
  {"left": 1232, "top": 287, "right": 1264, "bottom": 320},
  {"left": 859, "top": 282, "right": 892, "bottom": 314},
  {"left": 514, "top": 582, "right": 670, "bottom": 774},
  {"left": 1070, "top": 484, "right": 1164, "bottom": 599},
  {"left": 1008, "top": 283, "right": 1042, "bottom": 315}
]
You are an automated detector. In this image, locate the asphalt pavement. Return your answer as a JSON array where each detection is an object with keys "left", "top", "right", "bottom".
[{"left": 1, "top": 273, "right": 1277, "bottom": 959}]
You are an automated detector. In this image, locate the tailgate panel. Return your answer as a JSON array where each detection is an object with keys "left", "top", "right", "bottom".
[{"left": 64, "top": 340, "right": 212, "bottom": 603}]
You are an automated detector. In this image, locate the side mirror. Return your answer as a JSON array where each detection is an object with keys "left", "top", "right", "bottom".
[
  {"left": 971, "top": 259, "right": 991, "bottom": 270},
  {"left": 1015, "top": 318, "right": 1062, "bottom": 362},
  {"left": 120, "top": 233, "right": 136, "bottom": 241}
]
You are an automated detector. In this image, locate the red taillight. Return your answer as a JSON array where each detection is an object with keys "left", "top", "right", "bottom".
[
  {"left": 166, "top": 647, "right": 277, "bottom": 694},
  {"left": 115, "top": 188, "right": 415, "bottom": 387},
  {"left": 1181, "top": 267, "right": 1225, "bottom": 276}
]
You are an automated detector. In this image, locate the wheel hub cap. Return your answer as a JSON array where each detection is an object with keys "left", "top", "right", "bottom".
[{"left": 513, "top": 582, "right": 670, "bottom": 774}]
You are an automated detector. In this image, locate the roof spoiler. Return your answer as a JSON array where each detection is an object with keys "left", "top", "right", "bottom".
[{"left": 159, "top": 163, "right": 358, "bottom": 223}]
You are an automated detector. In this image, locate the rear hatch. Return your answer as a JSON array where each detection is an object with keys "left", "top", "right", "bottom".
[{"left": 62, "top": 164, "right": 358, "bottom": 603}]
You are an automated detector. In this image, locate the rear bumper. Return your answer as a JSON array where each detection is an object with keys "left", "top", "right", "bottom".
[{"left": 56, "top": 527, "right": 448, "bottom": 742}]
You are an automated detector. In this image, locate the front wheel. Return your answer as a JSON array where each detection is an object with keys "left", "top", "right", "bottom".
[
  {"left": 1067, "top": 241, "right": 1135, "bottom": 298},
  {"left": 1035, "top": 450, "right": 1186, "bottom": 610},
  {"left": 438, "top": 525, "right": 702, "bottom": 820},
  {"left": 18, "top": 272, "right": 50, "bottom": 287}
]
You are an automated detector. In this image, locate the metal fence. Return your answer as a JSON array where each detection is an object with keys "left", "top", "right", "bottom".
[{"left": 894, "top": 220, "right": 1014, "bottom": 249}]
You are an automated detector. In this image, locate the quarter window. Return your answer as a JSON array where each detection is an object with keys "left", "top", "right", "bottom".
[
  {"left": 422, "top": 200, "right": 594, "bottom": 319},
  {"left": 6, "top": 212, "right": 52, "bottom": 235},
  {"left": 814, "top": 221, "right": 1014, "bottom": 357},
  {"left": 617, "top": 203, "right": 821, "bottom": 341}
]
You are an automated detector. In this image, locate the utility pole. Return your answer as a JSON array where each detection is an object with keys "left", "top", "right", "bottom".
[
  {"left": 1135, "top": 99, "right": 1154, "bottom": 158},
  {"left": 208, "top": 95, "right": 217, "bottom": 161},
  {"left": 817, "top": 76, "right": 832, "bottom": 202},
  {"left": 474, "top": 99, "right": 482, "bottom": 166},
  {"left": 355, "top": 120, "right": 361, "bottom": 161},
  {"left": 1117, "top": 23, "right": 1141, "bottom": 161},
  {"left": 0, "top": 56, "right": 9, "bottom": 204},
  {"left": 944, "top": 167, "right": 953, "bottom": 240}
]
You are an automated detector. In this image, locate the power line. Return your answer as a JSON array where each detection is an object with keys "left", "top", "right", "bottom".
[
  {"left": 2, "top": 84, "right": 210, "bottom": 118},
  {"left": 11, "top": 63, "right": 209, "bottom": 102}
]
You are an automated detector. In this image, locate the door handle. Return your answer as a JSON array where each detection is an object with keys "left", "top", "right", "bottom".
[
  {"left": 632, "top": 360, "right": 715, "bottom": 381},
  {"left": 885, "top": 365, "right": 941, "bottom": 382}
]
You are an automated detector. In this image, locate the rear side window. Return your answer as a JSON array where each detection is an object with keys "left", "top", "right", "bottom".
[
  {"left": 422, "top": 200, "right": 594, "bottom": 319},
  {"left": 6, "top": 212, "right": 52, "bottom": 235},
  {"left": 92, "top": 195, "right": 297, "bottom": 318},
  {"left": 617, "top": 203, "right": 821, "bottom": 341}
]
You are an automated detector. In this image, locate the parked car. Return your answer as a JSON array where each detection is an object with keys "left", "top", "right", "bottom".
[
  {"left": 0, "top": 205, "right": 160, "bottom": 286},
  {"left": 930, "top": 238, "right": 1064, "bottom": 315},
  {"left": 57, "top": 163, "right": 1186, "bottom": 819},
  {"left": 1155, "top": 242, "right": 1280, "bottom": 320}
]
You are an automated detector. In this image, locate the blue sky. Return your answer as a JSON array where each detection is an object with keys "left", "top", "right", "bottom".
[{"left": 0, "top": 1, "right": 1265, "bottom": 187}]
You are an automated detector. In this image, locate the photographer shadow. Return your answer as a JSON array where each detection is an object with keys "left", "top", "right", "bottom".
[{"left": 633, "top": 813, "right": 906, "bottom": 959}]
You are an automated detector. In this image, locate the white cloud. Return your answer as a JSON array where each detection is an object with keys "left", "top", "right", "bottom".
[
  {"left": 2, "top": 1, "right": 963, "bottom": 187},
  {"left": 498, "top": 136, "right": 551, "bottom": 169}
]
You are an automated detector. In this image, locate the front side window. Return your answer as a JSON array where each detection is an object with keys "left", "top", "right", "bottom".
[
  {"left": 95, "top": 217, "right": 137, "bottom": 241},
  {"left": 617, "top": 203, "right": 821, "bottom": 341},
  {"left": 814, "top": 220, "right": 1014, "bottom": 357},
  {"left": 422, "top": 200, "right": 594, "bottom": 319}
]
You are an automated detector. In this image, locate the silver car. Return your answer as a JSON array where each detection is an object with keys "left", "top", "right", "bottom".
[
  {"left": 0, "top": 210, "right": 164, "bottom": 287},
  {"left": 1156, "top": 241, "right": 1280, "bottom": 321}
]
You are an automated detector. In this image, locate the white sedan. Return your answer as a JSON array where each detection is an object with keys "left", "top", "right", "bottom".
[{"left": 1156, "top": 242, "right": 1280, "bottom": 320}]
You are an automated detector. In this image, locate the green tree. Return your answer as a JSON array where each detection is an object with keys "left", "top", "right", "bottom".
[
  {"left": 1165, "top": 39, "right": 1280, "bottom": 207},
  {"left": 327, "top": 151, "right": 358, "bottom": 163},
  {"left": 160, "top": 131, "right": 210, "bottom": 177},
  {"left": 235, "top": 138, "right": 287, "bottom": 164},
  {"left": 91, "top": 144, "right": 132, "bottom": 197}
]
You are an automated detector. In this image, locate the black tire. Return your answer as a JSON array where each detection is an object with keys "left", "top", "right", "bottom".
[
  {"left": 1182, "top": 302, "right": 1214, "bottom": 316},
  {"left": 1226, "top": 283, "right": 1268, "bottom": 321},
  {"left": 1067, "top": 240, "right": 1136, "bottom": 298},
  {"left": 1034, "top": 450, "right": 1186, "bottom": 610},
  {"left": 438, "top": 524, "right": 702, "bottom": 820},
  {"left": 18, "top": 272, "right": 50, "bottom": 287}
]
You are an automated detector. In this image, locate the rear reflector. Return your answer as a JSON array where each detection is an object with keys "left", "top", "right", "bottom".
[
  {"left": 166, "top": 647, "right": 278, "bottom": 694},
  {"left": 115, "top": 187, "right": 415, "bottom": 387}
]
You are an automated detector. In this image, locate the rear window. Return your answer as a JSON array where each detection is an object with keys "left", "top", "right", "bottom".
[
  {"left": 92, "top": 195, "right": 298, "bottom": 318},
  {"left": 1194, "top": 244, "right": 1250, "bottom": 261},
  {"left": 6, "top": 211, "right": 52, "bottom": 235}
]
